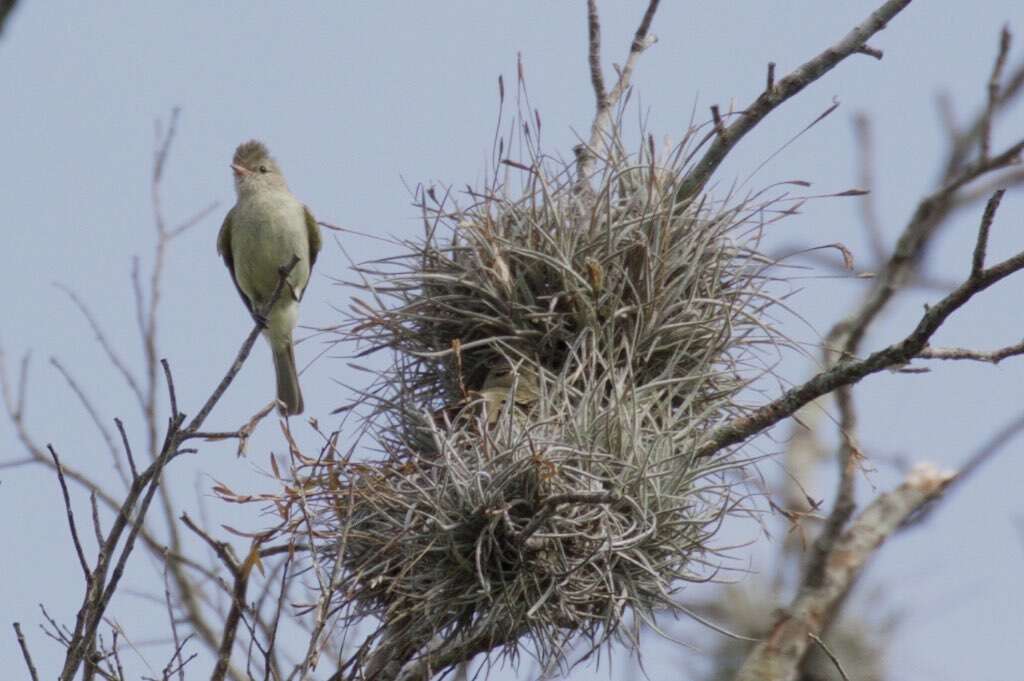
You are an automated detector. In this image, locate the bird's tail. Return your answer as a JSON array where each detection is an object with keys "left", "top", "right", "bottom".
[{"left": 272, "top": 341, "right": 303, "bottom": 415}]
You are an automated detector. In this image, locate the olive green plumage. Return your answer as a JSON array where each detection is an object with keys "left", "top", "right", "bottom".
[{"left": 217, "top": 140, "right": 321, "bottom": 414}]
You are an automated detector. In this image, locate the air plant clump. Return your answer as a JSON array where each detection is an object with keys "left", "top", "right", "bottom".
[{"left": 298, "top": 122, "right": 794, "bottom": 672}]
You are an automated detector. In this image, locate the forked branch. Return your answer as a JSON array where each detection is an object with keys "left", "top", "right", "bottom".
[
  {"left": 734, "top": 464, "right": 954, "bottom": 681},
  {"left": 677, "top": 0, "right": 913, "bottom": 201},
  {"left": 696, "top": 192, "right": 1020, "bottom": 461}
]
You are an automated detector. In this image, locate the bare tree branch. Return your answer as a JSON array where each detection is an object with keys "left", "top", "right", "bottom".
[
  {"left": 3, "top": 120, "right": 298, "bottom": 679},
  {"left": 56, "top": 284, "right": 146, "bottom": 407},
  {"left": 677, "top": 0, "right": 913, "bottom": 201},
  {"left": 807, "top": 633, "right": 852, "bottom": 681},
  {"left": 802, "top": 188, "right": 1007, "bottom": 588},
  {"left": 734, "top": 463, "right": 954, "bottom": 681},
  {"left": 180, "top": 514, "right": 256, "bottom": 681},
  {"left": 803, "top": 381, "right": 859, "bottom": 589},
  {"left": 578, "top": 0, "right": 660, "bottom": 178},
  {"left": 48, "top": 446, "right": 93, "bottom": 583},
  {"left": 980, "top": 25, "right": 1011, "bottom": 161},
  {"left": 698, "top": 192, "right": 1020, "bottom": 461},
  {"left": 52, "top": 254, "right": 298, "bottom": 681},
  {"left": 186, "top": 255, "right": 300, "bottom": 433},
  {"left": 585, "top": 0, "right": 607, "bottom": 114},
  {"left": 13, "top": 622, "right": 41, "bottom": 681},
  {"left": 969, "top": 189, "right": 1005, "bottom": 277},
  {"left": 51, "top": 357, "right": 128, "bottom": 486},
  {"left": 917, "top": 339, "right": 1024, "bottom": 364}
]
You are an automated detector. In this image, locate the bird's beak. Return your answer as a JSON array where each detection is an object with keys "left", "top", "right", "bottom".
[{"left": 231, "top": 163, "right": 250, "bottom": 177}]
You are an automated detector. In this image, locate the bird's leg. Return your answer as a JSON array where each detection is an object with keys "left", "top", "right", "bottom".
[{"left": 249, "top": 296, "right": 269, "bottom": 328}]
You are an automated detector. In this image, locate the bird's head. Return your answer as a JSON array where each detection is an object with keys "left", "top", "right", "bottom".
[{"left": 231, "top": 140, "right": 287, "bottom": 196}]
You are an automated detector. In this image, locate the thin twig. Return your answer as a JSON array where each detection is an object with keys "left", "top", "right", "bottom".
[
  {"left": 162, "top": 358, "right": 179, "bottom": 420},
  {"left": 945, "top": 57, "right": 1024, "bottom": 178},
  {"left": 970, "top": 189, "right": 1005, "bottom": 277},
  {"left": 734, "top": 464, "right": 954, "bottom": 681},
  {"left": 260, "top": 547, "right": 293, "bottom": 681},
  {"left": 903, "top": 410, "right": 1024, "bottom": 529},
  {"left": 586, "top": 0, "right": 607, "bottom": 113},
  {"left": 49, "top": 446, "right": 92, "bottom": 582},
  {"left": 114, "top": 418, "right": 139, "bottom": 481},
  {"left": 855, "top": 44, "right": 883, "bottom": 60},
  {"left": 677, "top": 0, "right": 913, "bottom": 201},
  {"left": 13, "top": 623, "right": 41, "bottom": 681},
  {"left": 184, "top": 400, "right": 278, "bottom": 458},
  {"left": 710, "top": 105, "right": 726, "bottom": 141},
  {"left": 90, "top": 493, "right": 104, "bottom": 551},
  {"left": 180, "top": 514, "right": 254, "bottom": 681},
  {"left": 697, "top": 196, "right": 1019, "bottom": 460},
  {"left": 56, "top": 284, "right": 145, "bottom": 406},
  {"left": 830, "top": 140, "right": 1023, "bottom": 359},
  {"left": 168, "top": 201, "right": 220, "bottom": 239},
  {"left": 804, "top": 381, "right": 859, "bottom": 588},
  {"left": 980, "top": 25, "right": 1011, "bottom": 161},
  {"left": 808, "top": 633, "right": 852, "bottom": 681},
  {"left": 917, "top": 338, "right": 1024, "bottom": 364},
  {"left": 186, "top": 255, "right": 300, "bottom": 433},
  {"left": 50, "top": 357, "right": 124, "bottom": 484},
  {"left": 852, "top": 113, "right": 887, "bottom": 261},
  {"left": 180, "top": 513, "right": 239, "bottom": 578},
  {"left": 581, "top": 0, "right": 660, "bottom": 177},
  {"left": 161, "top": 559, "right": 187, "bottom": 681}
]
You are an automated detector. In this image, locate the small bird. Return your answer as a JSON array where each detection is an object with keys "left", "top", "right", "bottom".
[
  {"left": 217, "top": 140, "right": 322, "bottom": 415},
  {"left": 478, "top": 362, "right": 539, "bottom": 426}
]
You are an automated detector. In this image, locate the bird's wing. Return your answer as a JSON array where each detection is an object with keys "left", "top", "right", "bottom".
[
  {"left": 296, "top": 205, "right": 322, "bottom": 301},
  {"left": 217, "top": 207, "right": 254, "bottom": 314},
  {"left": 304, "top": 205, "right": 322, "bottom": 269}
]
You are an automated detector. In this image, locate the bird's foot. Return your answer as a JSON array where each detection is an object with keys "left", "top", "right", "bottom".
[{"left": 252, "top": 311, "right": 268, "bottom": 328}]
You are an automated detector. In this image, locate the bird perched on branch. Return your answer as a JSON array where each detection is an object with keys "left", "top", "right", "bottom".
[{"left": 217, "top": 140, "right": 322, "bottom": 415}]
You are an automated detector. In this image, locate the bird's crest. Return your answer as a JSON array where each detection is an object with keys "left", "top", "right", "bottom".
[{"left": 233, "top": 140, "right": 274, "bottom": 169}]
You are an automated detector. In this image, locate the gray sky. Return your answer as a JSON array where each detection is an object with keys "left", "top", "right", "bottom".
[{"left": 2, "top": 2, "right": 1023, "bottom": 679}]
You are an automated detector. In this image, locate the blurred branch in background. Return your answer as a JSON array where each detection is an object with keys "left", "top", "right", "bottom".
[
  {"left": 0, "top": 0, "right": 19, "bottom": 39},
  {"left": 730, "top": 24, "right": 1024, "bottom": 681}
]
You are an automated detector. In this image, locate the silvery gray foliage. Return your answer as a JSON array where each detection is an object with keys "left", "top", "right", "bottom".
[{"left": 297, "top": 114, "right": 800, "bottom": 677}]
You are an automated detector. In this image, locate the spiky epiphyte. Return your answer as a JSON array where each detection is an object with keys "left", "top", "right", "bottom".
[{"left": 284, "top": 127, "right": 793, "bottom": 674}]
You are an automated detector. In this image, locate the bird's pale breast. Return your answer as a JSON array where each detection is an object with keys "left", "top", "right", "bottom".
[{"left": 231, "top": 190, "right": 311, "bottom": 308}]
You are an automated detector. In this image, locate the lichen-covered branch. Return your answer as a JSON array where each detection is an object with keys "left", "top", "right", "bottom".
[
  {"left": 733, "top": 463, "right": 954, "bottom": 681},
  {"left": 917, "top": 339, "right": 1024, "bottom": 363}
]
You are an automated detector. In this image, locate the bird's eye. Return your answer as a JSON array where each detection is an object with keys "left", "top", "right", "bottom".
[{"left": 258, "top": 165, "right": 268, "bottom": 174}]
